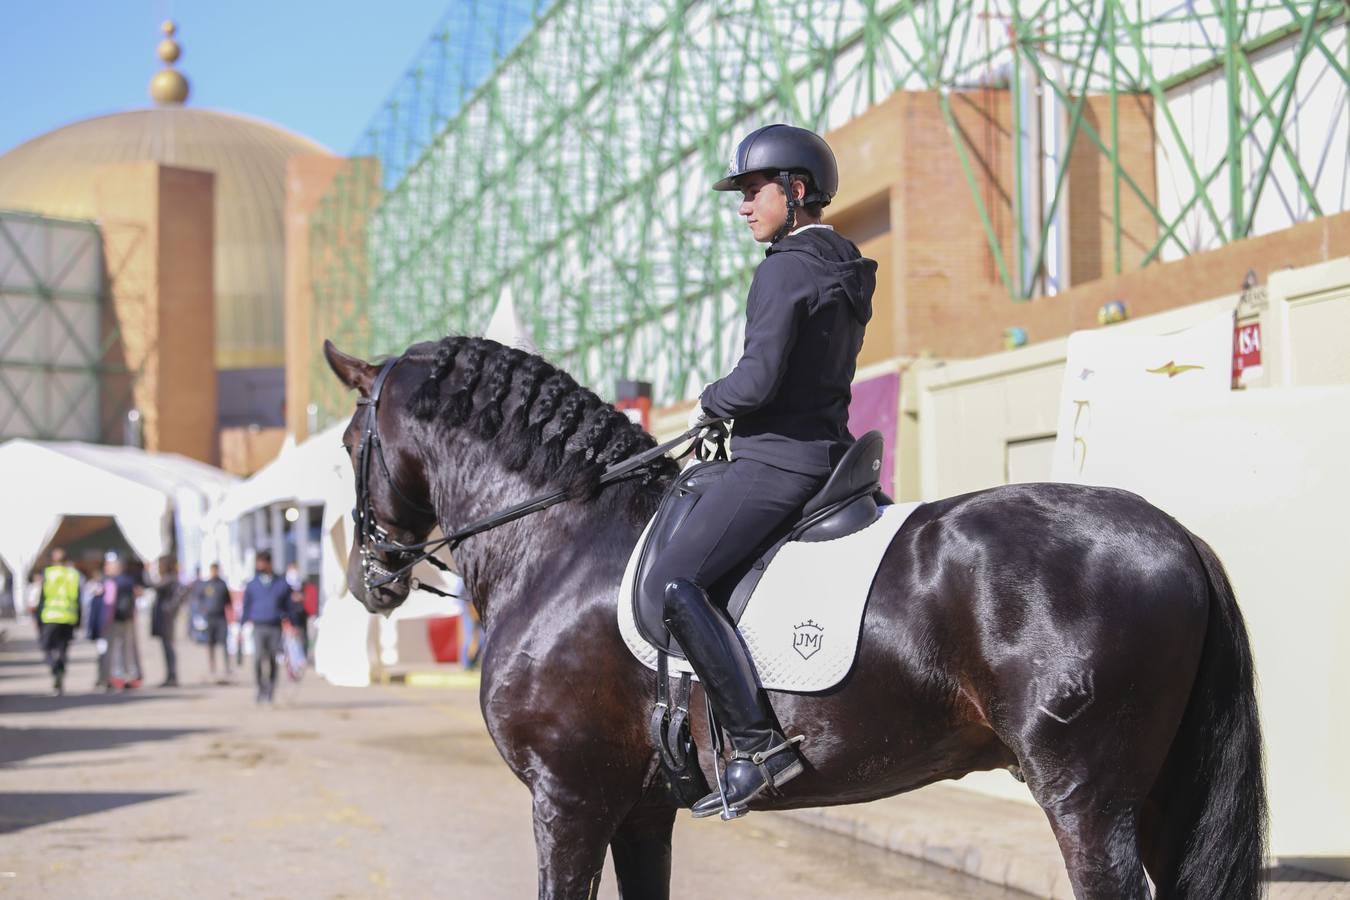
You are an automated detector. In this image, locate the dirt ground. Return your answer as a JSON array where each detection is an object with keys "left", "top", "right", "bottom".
[{"left": 0, "top": 623, "right": 1025, "bottom": 899}]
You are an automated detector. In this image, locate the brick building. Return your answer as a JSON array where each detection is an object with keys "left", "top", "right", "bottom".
[{"left": 0, "top": 21, "right": 331, "bottom": 471}]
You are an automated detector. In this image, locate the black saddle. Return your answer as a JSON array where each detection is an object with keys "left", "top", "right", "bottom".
[{"left": 633, "top": 430, "right": 886, "bottom": 658}]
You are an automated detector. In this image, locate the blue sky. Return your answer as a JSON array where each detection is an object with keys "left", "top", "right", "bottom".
[{"left": 0, "top": 0, "right": 456, "bottom": 155}]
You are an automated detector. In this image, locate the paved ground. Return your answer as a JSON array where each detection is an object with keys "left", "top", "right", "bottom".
[
  {"left": 0, "top": 623, "right": 1024, "bottom": 899},
  {"left": 789, "top": 789, "right": 1350, "bottom": 900},
  {"left": 6, "top": 621, "right": 1344, "bottom": 899}
]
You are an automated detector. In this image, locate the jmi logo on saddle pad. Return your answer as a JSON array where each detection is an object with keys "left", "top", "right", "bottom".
[
  {"left": 618, "top": 502, "right": 921, "bottom": 693},
  {"left": 793, "top": 620, "right": 824, "bottom": 660}
]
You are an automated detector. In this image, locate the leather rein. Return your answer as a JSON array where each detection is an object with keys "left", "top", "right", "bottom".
[{"left": 353, "top": 355, "right": 725, "bottom": 600}]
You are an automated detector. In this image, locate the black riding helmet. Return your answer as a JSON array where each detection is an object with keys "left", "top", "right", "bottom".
[{"left": 713, "top": 124, "right": 839, "bottom": 241}]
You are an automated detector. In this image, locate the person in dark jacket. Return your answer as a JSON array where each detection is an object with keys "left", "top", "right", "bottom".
[
  {"left": 643, "top": 124, "right": 876, "bottom": 819},
  {"left": 150, "top": 557, "right": 186, "bottom": 687},
  {"left": 195, "top": 563, "right": 233, "bottom": 681},
  {"left": 241, "top": 550, "right": 292, "bottom": 704},
  {"left": 86, "top": 560, "right": 111, "bottom": 688}
]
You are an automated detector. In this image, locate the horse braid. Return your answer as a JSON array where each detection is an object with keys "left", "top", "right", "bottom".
[
  {"left": 520, "top": 372, "right": 572, "bottom": 461},
  {"left": 561, "top": 406, "right": 626, "bottom": 497},
  {"left": 444, "top": 338, "right": 491, "bottom": 426},
  {"left": 500, "top": 359, "right": 552, "bottom": 472},
  {"left": 410, "top": 338, "right": 459, "bottom": 420},
  {"left": 534, "top": 391, "right": 594, "bottom": 484},
  {"left": 475, "top": 347, "right": 526, "bottom": 439},
  {"left": 509, "top": 358, "right": 550, "bottom": 426}
]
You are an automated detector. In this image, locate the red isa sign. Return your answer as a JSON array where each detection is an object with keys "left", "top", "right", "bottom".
[{"left": 1232, "top": 322, "right": 1262, "bottom": 381}]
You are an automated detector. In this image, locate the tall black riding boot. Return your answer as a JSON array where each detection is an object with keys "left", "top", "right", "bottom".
[{"left": 662, "top": 578, "right": 803, "bottom": 819}]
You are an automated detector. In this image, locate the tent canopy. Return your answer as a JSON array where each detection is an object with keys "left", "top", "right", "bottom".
[
  {"left": 209, "top": 422, "right": 353, "bottom": 524},
  {"left": 0, "top": 439, "right": 237, "bottom": 580}
]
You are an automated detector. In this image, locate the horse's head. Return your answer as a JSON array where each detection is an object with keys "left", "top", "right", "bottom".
[{"left": 324, "top": 340, "right": 439, "bottom": 615}]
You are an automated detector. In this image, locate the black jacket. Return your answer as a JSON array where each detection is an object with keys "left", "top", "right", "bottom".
[{"left": 700, "top": 227, "right": 876, "bottom": 475}]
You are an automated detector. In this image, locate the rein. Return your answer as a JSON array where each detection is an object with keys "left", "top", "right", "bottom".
[{"left": 354, "top": 355, "right": 726, "bottom": 599}]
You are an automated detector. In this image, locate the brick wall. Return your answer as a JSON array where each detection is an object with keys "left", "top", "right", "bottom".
[
  {"left": 94, "top": 161, "right": 217, "bottom": 463},
  {"left": 896, "top": 89, "right": 1017, "bottom": 359},
  {"left": 1068, "top": 93, "right": 1157, "bottom": 286},
  {"left": 821, "top": 86, "right": 1345, "bottom": 363},
  {"left": 283, "top": 154, "right": 346, "bottom": 441},
  {"left": 156, "top": 166, "right": 217, "bottom": 463}
]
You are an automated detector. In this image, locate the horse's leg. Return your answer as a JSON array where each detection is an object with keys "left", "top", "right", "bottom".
[
  {"left": 608, "top": 788, "right": 677, "bottom": 900},
  {"left": 530, "top": 783, "right": 618, "bottom": 900},
  {"left": 1020, "top": 757, "right": 1151, "bottom": 899},
  {"left": 1138, "top": 796, "right": 1181, "bottom": 897}
]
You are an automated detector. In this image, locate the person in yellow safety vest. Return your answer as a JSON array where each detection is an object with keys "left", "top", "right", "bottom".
[{"left": 36, "top": 547, "right": 83, "bottom": 696}]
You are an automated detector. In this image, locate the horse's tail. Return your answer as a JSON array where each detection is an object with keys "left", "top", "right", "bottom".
[{"left": 1166, "top": 531, "right": 1267, "bottom": 899}]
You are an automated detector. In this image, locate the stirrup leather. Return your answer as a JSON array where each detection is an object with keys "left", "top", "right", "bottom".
[{"left": 734, "top": 734, "right": 805, "bottom": 796}]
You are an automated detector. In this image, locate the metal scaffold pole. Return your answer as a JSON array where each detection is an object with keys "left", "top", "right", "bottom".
[{"left": 307, "top": 0, "right": 1348, "bottom": 425}]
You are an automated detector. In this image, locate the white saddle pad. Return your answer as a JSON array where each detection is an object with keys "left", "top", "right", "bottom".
[{"left": 617, "top": 502, "right": 920, "bottom": 693}]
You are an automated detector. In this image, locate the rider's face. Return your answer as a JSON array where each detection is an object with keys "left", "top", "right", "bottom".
[{"left": 737, "top": 173, "right": 788, "bottom": 243}]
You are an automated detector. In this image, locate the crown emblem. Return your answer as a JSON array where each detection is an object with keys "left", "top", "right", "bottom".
[{"left": 792, "top": 619, "right": 824, "bottom": 660}]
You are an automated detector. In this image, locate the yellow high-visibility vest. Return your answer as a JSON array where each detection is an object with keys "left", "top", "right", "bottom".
[{"left": 40, "top": 565, "right": 80, "bottom": 625}]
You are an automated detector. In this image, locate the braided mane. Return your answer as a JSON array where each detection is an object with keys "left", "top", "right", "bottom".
[{"left": 404, "top": 336, "right": 676, "bottom": 514}]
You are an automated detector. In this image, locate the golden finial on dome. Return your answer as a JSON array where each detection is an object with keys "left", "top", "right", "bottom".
[{"left": 149, "top": 19, "right": 190, "bottom": 106}]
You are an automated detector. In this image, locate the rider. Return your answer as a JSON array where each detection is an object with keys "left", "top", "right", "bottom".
[{"left": 646, "top": 124, "right": 877, "bottom": 817}]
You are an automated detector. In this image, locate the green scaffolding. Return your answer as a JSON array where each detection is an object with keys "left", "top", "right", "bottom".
[
  {"left": 0, "top": 210, "right": 134, "bottom": 442},
  {"left": 309, "top": 0, "right": 1348, "bottom": 423}
]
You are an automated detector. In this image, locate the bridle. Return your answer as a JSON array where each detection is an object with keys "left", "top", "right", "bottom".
[
  {"left": 351, "top": 355, "right": 726, "bottom": 601},
  {"left": 352, "top": 357, "right": 451, "bottom": 598}
]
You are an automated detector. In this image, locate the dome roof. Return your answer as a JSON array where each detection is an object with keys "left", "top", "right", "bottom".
[{"left": 0, "top": 107, "right": 330, "bottom": 369}]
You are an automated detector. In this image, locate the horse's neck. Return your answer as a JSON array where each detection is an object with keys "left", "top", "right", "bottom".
[
  {"left": 429, "top": 444, "right": 644, "bottom": 625},
  {"left": 451, "top": 505, "right": 640, "bottom": 627}
]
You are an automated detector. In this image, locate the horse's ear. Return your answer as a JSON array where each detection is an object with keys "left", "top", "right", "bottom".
[{"left": 324, "top": 340, "right": 377, "bottom": 394}]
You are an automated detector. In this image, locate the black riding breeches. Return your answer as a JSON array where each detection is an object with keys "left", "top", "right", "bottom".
[{"left": 642, "top": 458, "right": 824, "bottom": 600}]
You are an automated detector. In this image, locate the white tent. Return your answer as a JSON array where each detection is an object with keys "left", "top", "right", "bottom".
[
  {"left": 0, "top": 439, "right": 237, "bottom": 582},
  {"left": 209, "top": 423, "right": 354, "bottom": 524},
  {"left": 207, "top": 421, "right": 464, "bottom": 687},
  {"left": 200, "top": 421, "right": 356, "bottom": 593},
  {"left": 204, "top": 422, "right": 365, "bottom": 684},
  {"left": 484, "top": 286, "right": 537, "bottom": 352}
]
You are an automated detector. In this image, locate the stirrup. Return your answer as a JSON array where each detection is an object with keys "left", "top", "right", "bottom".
[{"left": 697, "top": 732, "right": 807, "bottom": 821}]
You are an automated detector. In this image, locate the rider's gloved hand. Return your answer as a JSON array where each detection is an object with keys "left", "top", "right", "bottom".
[{"left": 687, "top": 401, "right": 710, "bottom": 432}]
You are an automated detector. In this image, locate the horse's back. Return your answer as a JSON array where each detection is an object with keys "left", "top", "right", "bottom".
[{"left": 884, "top": 481, "right": 1210, "bottom": 636}]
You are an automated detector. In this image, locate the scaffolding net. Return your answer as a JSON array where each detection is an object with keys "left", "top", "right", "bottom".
[{"left": 308, "top": 0, "right": 1348, "bottom": 423}]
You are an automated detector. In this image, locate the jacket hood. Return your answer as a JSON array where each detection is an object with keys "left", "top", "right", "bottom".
[{"left": 767, "top": 227, "right": 876, "bottom": 324}]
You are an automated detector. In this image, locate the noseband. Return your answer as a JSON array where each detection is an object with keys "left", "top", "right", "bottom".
[{"left": 351, "top": 354, "right": 728, "bottom": 601}]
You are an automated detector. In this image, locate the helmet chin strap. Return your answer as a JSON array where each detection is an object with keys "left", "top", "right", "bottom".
[{"left": 770, "top": 171, "right": 799, "bottom": 244}]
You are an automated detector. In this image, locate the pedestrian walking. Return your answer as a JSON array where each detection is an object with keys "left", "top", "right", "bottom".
[
  {"left": 1, "top": 568, "right": 15, "bottom": 620},
  {"left": 450, "top": 575, "right": 482, "bottom": 671},
  {"left": 150, "top": 557, "right": 186, "bottom": 687},
  {"left": 184, "top": 567, "right": 207, "bottom": 644},
  {"left": 34, "top": 548, "right": 82, "bottom": 696},
  {"left": 103, "top": 556, "right": 143, "bottom": 690},
  {"left": 86, "top": 560, "right": 110, "bottom": 688},
  {"left": 284, "top": 561, "right": 310, "bottom": 661},
  {"left": 241, "top": 550, "right": 292, "bottom": 704},
  {"left": 195, "top": 563, "right": 233, "bottom": 681}
]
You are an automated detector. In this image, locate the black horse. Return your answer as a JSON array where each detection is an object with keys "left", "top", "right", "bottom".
[{"left": 324, "top": 336, "right": 1265, "bottom": 900}]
